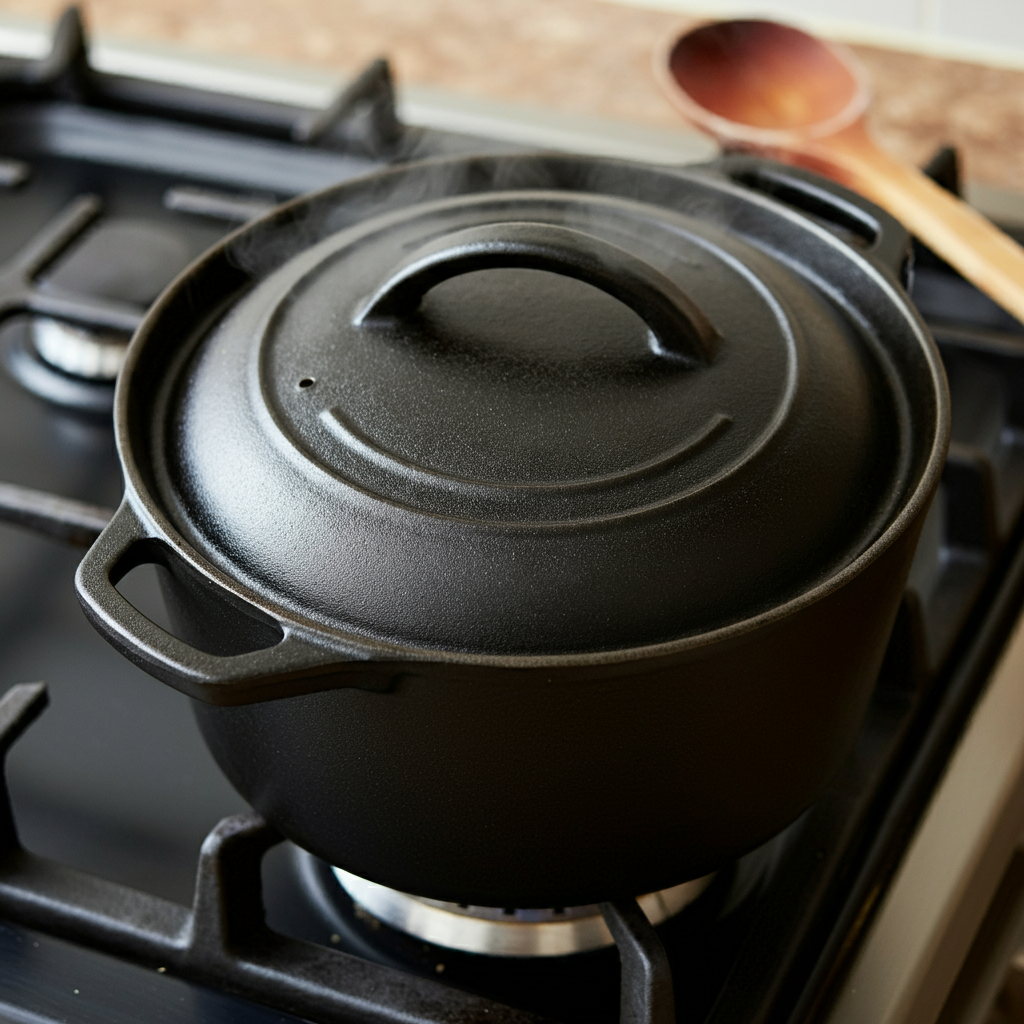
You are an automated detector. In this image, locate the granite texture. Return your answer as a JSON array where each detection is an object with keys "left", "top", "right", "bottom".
[{"left": 3, "top": 0, "right": 1024, "bottom": 188}]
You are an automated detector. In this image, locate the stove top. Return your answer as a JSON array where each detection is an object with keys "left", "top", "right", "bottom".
[{"left": 0, "top": 9, "right": 1023, "bottom": 1024}]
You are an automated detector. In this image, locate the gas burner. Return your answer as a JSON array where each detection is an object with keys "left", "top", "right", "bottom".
[
  {"left": 31, "top": 317, "right": 127, "bottom": 381},
  {"left": 3, "top": 321, "right": 118, "bottom": 415},
  {"left": 331, "top": 866, "right": 714, "bottom": 957},
  {"left": 2, "top": 315, "right": 128, "bottom": 416}
]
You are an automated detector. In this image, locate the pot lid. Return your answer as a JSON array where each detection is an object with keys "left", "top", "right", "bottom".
[{"left": 139, "top": 155, "right": 930, "bottom": 656}]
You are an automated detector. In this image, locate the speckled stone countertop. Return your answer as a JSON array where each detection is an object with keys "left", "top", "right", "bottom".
[{"left": 3, "top": 0, "right": 1024, "bottom": 191}]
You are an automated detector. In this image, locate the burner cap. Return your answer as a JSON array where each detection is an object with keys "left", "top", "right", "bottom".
[{"left": 332, "top": 866, "right": 713, "bottom": 957}]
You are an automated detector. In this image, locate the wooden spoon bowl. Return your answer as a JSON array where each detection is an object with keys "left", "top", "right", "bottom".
[
  {"left": 656, "top": 19, "right": 1024, "bottom": 327},
  {"left": 666, "top": 20, "right": 868, "bottom": 143}
]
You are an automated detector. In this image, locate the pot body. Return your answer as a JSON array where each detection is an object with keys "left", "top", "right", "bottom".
[
  {"left": 190, "top": 515, "right": 918, "bottom": 908},
  {"left": 75, "top": 153, "right": 949, "bottom": 907}
]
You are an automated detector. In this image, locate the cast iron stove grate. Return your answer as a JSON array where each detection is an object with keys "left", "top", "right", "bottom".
[{"left": 0, "top": 9, "right": 1022, "bottom": 1024}]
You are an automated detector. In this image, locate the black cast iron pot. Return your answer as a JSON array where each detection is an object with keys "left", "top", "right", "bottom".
[{"left": 75, "top": 153, "right": 949, "bottom": 908}]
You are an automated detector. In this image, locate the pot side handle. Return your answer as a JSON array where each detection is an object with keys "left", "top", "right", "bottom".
[
  {"left": 716, "top": 156, "right": 912, "bottom": 282},
  {"left": 74, "top": 502, "right": 379, "bottom": 707},
  {"left": 354, "top": 220, "right": 721, "bottom": 365}
]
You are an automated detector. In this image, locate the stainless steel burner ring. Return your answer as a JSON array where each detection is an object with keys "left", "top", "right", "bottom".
[
  {"left": 32, "top": 318, "right": 128, "bottom": 381},
  {"left": 332, "top": 867, "right": 714, "bottom": 957}
]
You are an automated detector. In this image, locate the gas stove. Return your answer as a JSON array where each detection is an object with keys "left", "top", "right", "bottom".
[{"left": 0, "top": 8, "right": 1023, "bottom": 1024}]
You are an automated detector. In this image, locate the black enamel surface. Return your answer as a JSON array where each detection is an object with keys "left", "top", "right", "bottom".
[{"left": 0, "top": 921, "right": 303, "bottom": 1024}]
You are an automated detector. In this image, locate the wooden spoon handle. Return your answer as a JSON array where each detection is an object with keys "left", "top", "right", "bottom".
[{"left": 803, "top": 136, "right": 1024, "bottom": 325}]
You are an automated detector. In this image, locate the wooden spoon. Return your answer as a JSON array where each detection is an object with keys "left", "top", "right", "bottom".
[{"left": 656, "top": 19, "right": 1024, "bottom": 324}]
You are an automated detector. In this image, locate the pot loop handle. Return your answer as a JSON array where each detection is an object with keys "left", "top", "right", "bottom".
[
  {"left": 354, "top": 221, "right": 721, "bottom": 366},
  {"left": 75, "top": 501, "right": 374, "bottom": 707}
]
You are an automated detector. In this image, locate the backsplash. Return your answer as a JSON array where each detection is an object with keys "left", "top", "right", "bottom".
[{"left": 622, "top": 0, "right": 1024, "bottom": 68}]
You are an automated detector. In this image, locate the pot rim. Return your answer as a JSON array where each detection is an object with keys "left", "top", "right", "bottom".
[{"left": 110, "top": 152, "right": 951, "bottom": 672}]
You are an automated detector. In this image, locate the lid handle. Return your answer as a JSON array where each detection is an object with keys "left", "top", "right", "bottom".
[{"left": 355, "top": 221, "right": 720, "bottom": 365}]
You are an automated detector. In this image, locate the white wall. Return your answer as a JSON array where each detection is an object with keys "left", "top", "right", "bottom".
[
  {"left": 940, "top": 0, "right": 1024, "bottom": 51},
  {"left": 610, "top": 0, "right": 1024, "bottom": 68}
]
